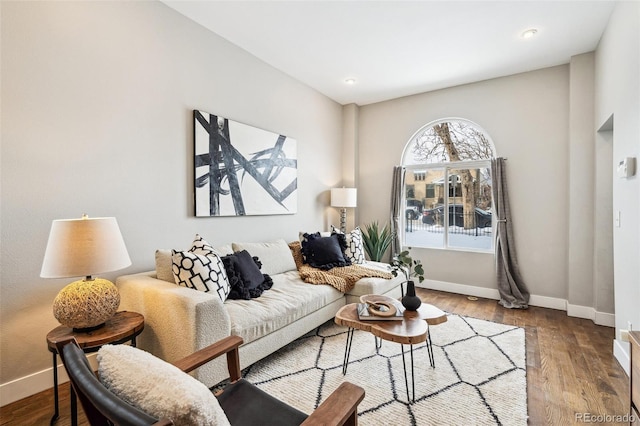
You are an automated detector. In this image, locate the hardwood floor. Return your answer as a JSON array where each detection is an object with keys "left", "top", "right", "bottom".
[
  {"left": 419, "top": 289, "right": 629, "bottom": 425},
  {"left": 0, "top": 289, "right": 629, "bottom": 425}
]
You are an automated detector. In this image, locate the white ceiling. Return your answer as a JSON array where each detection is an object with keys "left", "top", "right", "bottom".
[{"left": 163, "top": 1, "right": 616, "bottom": 106}]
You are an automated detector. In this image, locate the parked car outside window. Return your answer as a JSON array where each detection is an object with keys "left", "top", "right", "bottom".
[{"left": 422, "top": 204, "right": 492, "bottom": 228}]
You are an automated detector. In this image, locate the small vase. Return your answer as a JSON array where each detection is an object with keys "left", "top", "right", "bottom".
[{"left": 402, "top": 280, "right": 422, "bottom": 311}]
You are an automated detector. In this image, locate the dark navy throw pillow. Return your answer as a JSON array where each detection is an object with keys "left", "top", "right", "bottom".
[{"left": 301, "top": 233, "right": 351, "bottom": 270}]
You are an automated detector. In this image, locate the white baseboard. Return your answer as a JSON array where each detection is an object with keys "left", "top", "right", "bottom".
[
  {"left": 595, "top": 311, "right": 616, "bottom": 327},
  {"left": 418, "top": 279, "right": 614, "bottom": 326},
  {"left": 529, "top": 294, "right": 567, "bottom": 311},
  {"left": 418, "top": 279, "right": 569, "bottom": 311},
  {"left": 567, "top": 303, "right": 616, "bottom": 327},
  {"left": 0, "top": 353, "right": 97, "bottom": 408},
  {"left": 419, "top": 279, "right": 501, "bottom": 301},
  {"left": 613, "top": 338, "right": 630, "bottom": 376}
]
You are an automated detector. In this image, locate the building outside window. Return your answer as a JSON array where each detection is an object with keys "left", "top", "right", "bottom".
[{"left": 401, "top": 119, "right": 495, "bottom": 251}]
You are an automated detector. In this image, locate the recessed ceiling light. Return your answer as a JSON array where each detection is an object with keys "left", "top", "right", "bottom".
[
  {"left": 521, "top": 28, "right": 538, "bottom": 39},
  {"left": 344, "top": 78, "right": 356, "bottom": 85}
]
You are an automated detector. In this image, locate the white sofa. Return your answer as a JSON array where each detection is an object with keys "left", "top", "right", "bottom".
[{"left": 116, "top": 239, "right": 403, "bottom": 388}]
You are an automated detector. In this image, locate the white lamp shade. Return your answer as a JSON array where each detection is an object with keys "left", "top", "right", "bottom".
[
  {"left": 41, "top": 216, "right": 131, "bottom": 278},
  {"left": 331, "top": 188, "right": 357, "bottom": 208}
]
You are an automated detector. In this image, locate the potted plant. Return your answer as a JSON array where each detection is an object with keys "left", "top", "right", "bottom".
[
  {"left": 361, "top": 221, "right": 394, "bottom": 262},
  {"left": 390, "top": 249, "right": 424, "bottom": 311}
]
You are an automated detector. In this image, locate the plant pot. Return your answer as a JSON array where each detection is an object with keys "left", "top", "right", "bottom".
[{"left": 401, "top": 280, "right": 422, "bottom": 311}]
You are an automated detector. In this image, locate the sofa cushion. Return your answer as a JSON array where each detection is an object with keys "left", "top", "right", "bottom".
[
  {"left": 300, "top": 233, "right": 351, "bottom": 270},
  {"left": 331, "top": 226, "right": 365, "bottom": 264},
  {"left": 345, "top": 261, "right": 402, "bottom": 296},
  {"left": 97, "top": 344, "right": 230, "bottom": 426},
  {"left": 224, "top": 271, "right": 343, "bottom": 345},
  {"left": 222, "top": 251, "right": 273, "bottom": 300},
  {"left": 155, "top": 249, "right": 174, "bottom": 283},
  {"left": 231, "top": 240, "right": 296, "bottom": 275},
  {"left": 172, "top": 250, "right": 231, "bottom": 302}
]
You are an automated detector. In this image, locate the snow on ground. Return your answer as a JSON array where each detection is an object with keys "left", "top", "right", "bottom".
[{"left": 404, "top": 225, "right": 492, "bottom": 250}]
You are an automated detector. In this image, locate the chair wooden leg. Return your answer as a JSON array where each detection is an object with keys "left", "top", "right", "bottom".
[
  {"left": 227, "top": 347, "right": 241, "bottom": 381},
  {"left": 344, "top": 410, "right": 358, "bottom": 426}
]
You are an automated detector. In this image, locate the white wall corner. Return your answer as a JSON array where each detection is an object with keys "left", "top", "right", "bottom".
[{"left": 613, "top": 338, "right": 630, "bottom": 376}]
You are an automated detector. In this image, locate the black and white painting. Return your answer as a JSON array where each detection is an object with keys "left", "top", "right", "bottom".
[{"left": 194, "top": 110, "right": 297, "bottom": 217}]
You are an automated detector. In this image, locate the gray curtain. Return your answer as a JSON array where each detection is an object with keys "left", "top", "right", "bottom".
[
  {"left": 491, "top": 158, "right": 529, "bottom": 309},
  {"left": 390, "top": 166, "right": 405, "bottom": 257}
]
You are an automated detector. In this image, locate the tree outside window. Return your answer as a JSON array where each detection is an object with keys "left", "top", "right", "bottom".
[{"left": 402, "top": 119, "right": 495, "bottom": 251}]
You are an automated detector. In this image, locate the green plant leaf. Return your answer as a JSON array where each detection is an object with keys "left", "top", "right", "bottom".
[
  {"left": 390, "top": 248, "right": 424, "bottom": 283},
  {"left": 361, "top": 221, "right": 394, "bottom": 262}
]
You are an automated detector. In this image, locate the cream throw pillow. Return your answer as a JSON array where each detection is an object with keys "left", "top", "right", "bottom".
[
  {"left": 155, "top": 249, "right": 174, "bottom": 282},
  {"left": 97, "top": 344, "right": 230, "bottom": 426},
  {"left": 231, "top": 239, "right": 297, "bottom": 275}
]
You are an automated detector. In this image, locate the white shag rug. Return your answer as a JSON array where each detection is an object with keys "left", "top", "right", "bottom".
[{"left": 242, "top": 314, "right": 527, "bottom": 425}]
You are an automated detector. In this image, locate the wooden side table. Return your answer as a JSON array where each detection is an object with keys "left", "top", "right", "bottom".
[{"left": 46, "top": 311, "right": 144, "bottom": 426}]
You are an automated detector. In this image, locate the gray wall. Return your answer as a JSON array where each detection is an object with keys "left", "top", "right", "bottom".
[
  {"left": 357, "top": 66, "right": 571, "bottom": 298},
  {"left": 0, "top": 0, "right": 342, "bottom": 397}
]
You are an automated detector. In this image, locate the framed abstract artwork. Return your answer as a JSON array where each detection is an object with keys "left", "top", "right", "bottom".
[{"left": 194, "top": 110, "right": 297, "bottom": 217}]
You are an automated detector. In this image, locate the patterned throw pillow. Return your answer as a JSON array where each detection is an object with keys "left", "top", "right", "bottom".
[
  {"left": 172, "top": 249, "right": 230, "bottom": 302},
  {"left": 331, "top": 225, "right": 365, "bottom": 264},
  {"left": 190, "top": 233, "right": 219, "bottom": 256},
  {"left": 156, "top": 235, "right": 229, "bottom": 283}
]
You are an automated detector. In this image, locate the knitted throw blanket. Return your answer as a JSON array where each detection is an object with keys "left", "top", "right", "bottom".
[{"left": 288, "top": 241, "right": 392, "bottom": 293}]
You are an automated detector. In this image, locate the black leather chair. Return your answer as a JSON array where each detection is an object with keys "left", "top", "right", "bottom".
[{"left": 55, "top": 336, "right": 365, "bottom": 426}]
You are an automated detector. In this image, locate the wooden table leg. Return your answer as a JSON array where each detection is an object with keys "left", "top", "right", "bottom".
[{"left": 50, "top": 352, "right": 59, "bottom": 425}]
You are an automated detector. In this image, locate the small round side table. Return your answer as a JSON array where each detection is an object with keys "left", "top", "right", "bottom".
[{"left": 46, "top": 311, "right": 144, "bottom": 426}]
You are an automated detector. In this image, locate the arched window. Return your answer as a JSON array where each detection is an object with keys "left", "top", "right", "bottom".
[{"left": 401, "top": 119, "right": 496, "bottom": 251}]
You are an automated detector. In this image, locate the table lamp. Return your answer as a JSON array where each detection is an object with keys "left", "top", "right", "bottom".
[
  {"left": 41, "top": 215, "right": 131, "bottom": 332},
  {"left": 331, "top": 187, "right": 357, "bottom": 233}
]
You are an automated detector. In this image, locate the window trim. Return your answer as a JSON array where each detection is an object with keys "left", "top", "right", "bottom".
[
  {"left": 401, "top": 118, "right": 497, "bottom": 254},
  {"left": 401, "top": 117, "right": 497, "bottom": 166}
]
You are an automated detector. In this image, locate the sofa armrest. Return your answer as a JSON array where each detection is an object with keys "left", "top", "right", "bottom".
[{"left": 116, "top": 272, "right": 232, "bottom": 385}]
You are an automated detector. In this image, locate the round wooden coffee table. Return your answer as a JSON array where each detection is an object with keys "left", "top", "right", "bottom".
[{"left": 334, "top": 295, "right": 447, "bottom": 403}]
